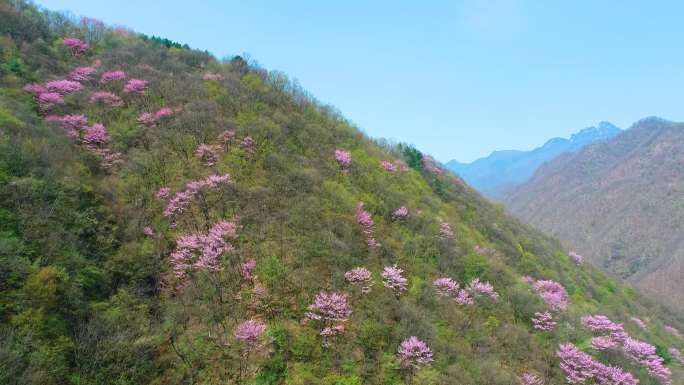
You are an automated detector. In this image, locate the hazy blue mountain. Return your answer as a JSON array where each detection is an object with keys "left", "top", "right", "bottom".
[{"left": 446, "top": 122, "right": 621, "bottom": 199}]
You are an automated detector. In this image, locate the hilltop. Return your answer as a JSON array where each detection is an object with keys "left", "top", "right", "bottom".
[{"left": 0, "top": 2, "right": 682, "bottom": 384}]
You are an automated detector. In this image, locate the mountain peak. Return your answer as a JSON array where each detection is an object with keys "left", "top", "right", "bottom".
[{"left": 447, "top": 121, "right": 621, "bottom": 199}]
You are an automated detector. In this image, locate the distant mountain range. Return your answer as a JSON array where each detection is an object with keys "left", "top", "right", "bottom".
[
  {"left": 504, "top": 117, "right": 684, "bottom": 311},
  {"left": 446, "top": 122, "right": 621, "bottom": 199}
]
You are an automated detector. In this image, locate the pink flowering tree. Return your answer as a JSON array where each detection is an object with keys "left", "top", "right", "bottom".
[
  {"left": 234, "top": 319, "right": 267, "bottom": 385},
  {"left": 581, "top": 314, "right": 627, "bottom": 342},
  {"left": 100, "top": 70, "right": 127, "bottom": 84},
  {"left": 381, "top": 160, "right": 397, "bottom": 172},
  {"left": 569, "top": 251, "right": 584, "bottom": 265},
  {"left": 69, "top": 66, "right": 97, "bottom": 82},
  {"left": 168, "top": 220, "right": 237, "bottom": 282},
  {"left": 590, "top": 336, "right": 618, "bottom": 351},
  {"left": 664, "top": 325, "right": 682, "bottom": 340},
  {"left": 669, "top": 347, "right": 683, "bottom": 365},
  {"left": 467, "top": 278, "right": 498, "bottom": 301},
  {"left": 344, "top": 267, "right": 373, "bottom": 294},
  {"left": 557, "top": 343, "right": 639, "bottom": 385},
  {"left": 37, "top": 92, "right": 64, "bottom": 112},
  {"left": 531, "top": 279, "right": 569, "bottom": 312},
  {"left": 46, "top": 79, "right": 82, "bottom": 94},
  {"left": 631, "top": 317, "right": 647, "bottom": 330},
  {"left": 123, "top": 79, "right": 149, "bottom": 94},
  {"left": 397, "top": 336, "right": 433, "bottom": 381},
  {"left": 623, "top": 337, "right": 672, "bottom": 384},
  {"left": 422, "top": 155, "right": 443, "bottom": 175},
  {"left": 391, "top": 206, "right": 409, "bottom": 221},
  {"left": 240, "top": 259, "right": 257, "bottom": 281},
  {"left": 63, "top": 37, "right": 88, "bottom": 56},
  {"left": 532, "top": 311, "right": 556, "bottom": 331},
  {"left": 438, "top": 222, "right": 453, "bottom": 240},
  {"left": 305, "top": 291, "right": 352, "bottom": 345},
  {"left": 203, "top": 73, "right": 225, "bottom": 81},
  {"left": 519, "top": 372, "right": 544, "bottom": 385},
  {"left": 382, "top": 265, "right": 408, "bottom": 295},
  {"left": 334, "top": 149, "right": 352, "bottom": 171},
  {"left": 90, "top": 91, "right": 123, "bottom": 107},
  {"left": 433, "top": 277, "right": 473, "bottom": 305},
  {"left": 240, "top": 136, "right": 256, "bottom": 156},
  {"left": 162, "top": 174, "right": 232, "bottom": 225},
  {"left": 356, "top": 203, "right": 380, "bottom": 249},
  {"left": 196, "top": 144, "right": 220, "bottom": 166}
]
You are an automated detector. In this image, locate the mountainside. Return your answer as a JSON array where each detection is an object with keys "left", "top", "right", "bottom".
[
  {"left": 446, "top": 122, "right": 621, "bottom": 199},
  {"left": 1, "top": 2, "right": 683, "bottom": 385},
  {"left": 505, "top": 117, "right": 684, "bottom": 313}
]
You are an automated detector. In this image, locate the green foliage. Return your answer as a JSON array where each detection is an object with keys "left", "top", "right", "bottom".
[{"left": 0, "top": 1, "right": 682, "bottom": 384}]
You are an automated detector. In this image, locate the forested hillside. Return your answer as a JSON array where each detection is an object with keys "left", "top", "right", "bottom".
[
  {"left": 1, "top": 2, "right": 683, "bottom": 384},
  {"left": 505, "top": 117, "right": 684, "bottom": 315}
]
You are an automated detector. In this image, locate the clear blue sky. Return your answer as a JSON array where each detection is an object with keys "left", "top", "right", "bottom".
[{"left": 37, "top": 0, "right": 684, "bottom": 163}]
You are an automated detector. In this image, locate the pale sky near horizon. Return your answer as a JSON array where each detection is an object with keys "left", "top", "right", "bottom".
[{"left": 37, "top": 0, "right": 684, "bottom": 163}]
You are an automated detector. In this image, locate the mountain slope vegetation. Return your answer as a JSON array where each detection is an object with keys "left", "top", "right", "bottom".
[
  {"left": 505, "top": 117, "right": 684, "bottom": 314},
  {"left": 0, "top": 2, "right": 682, "bottom": 384},
  {"left": 447, "top": 122, "right": 621, "bottom": 199}
]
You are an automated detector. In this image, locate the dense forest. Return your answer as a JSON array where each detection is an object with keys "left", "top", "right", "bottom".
[{"left": 0, "top": 1, "right": 683, "bottom": 384}]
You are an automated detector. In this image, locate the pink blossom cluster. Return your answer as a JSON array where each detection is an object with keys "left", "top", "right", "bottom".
[
  {"left": 196, "top": 144, "right": 220, "bottom": 166},
  {"left": 569, "top": 251, "right": 584, "bottom": 265},
  {"left": 203, "top": 72, "right": 225, "bottom": 81},
  {"left": 63, "top": 37, "right": 88, "bottom": 56},
  {"left": 557, "top": 343, "right": 638, "bottom": 385},
  {"left": 664, "top": 325, "right": 682, "bottom": 340},
  {"left": 137, "top": 107, "right": 174, "bottom": 126},
  {"left": 380, "top": 160, "right": 397, "bottom": 172},
  {"left": 391, "top": 206, "right": 409, "bottom": 221},
  {"left": 82, "top": 123, "right": 110, "bottom": 147},
  {"left": 156, "top": 187, "right": 171, "bottom": 200},
  {"left": 382, "top": 265, "right": 408, "bottom": 294},
  {"left": 591, "top": 336, "right": 618, "bottom": 351},
  {"left": 631, "top": 317, "right": 647, "bottom": 330},
  {"left": 531, "top": 279, "right": 569, "bottom": 312},
  {"left": 142, "top": 226, "right": 155, "bottom": 237},
  {"left": 218, "top": 129, "right": 236, "bottom": 145},
  {"left": 23, "top": 83, "right": 46, "bottom": 95},
  {"left": 356, "top": 203, "right": 380, "bottom": 249},
  {"left": 46, "top": 114, "right": 88, "bottom": 139},
  {"left": 305, "top": 291, "right": 352, "bottom": 338},
  {"left": 380, "top": 159, "right": 409, "bottom": 172},
  {"left": 235, "top": 319, "right": 266, "bottom": 347},
  {"left": 46, "top": 79, "right": 82, "bottom": 94},
  {"left": 37, "top": 92, "right": 64, "bottom": 111},
  {"left": 669, "top": 347, "right": 683, "bottom": 365},
  {"left": 468, "top": 278, "right": 498, "bottom": 300},
  {"left": 433, "top": 277, "right": 473, "bottom": 305},
  {"left": 439, "top": 222, "right": 453, "bottom": 239},
  {"left": 69, "top": 66, "right": 97, "bottom": 82},
  {"left": 344, "top": 267, "right": 373, "bottom": 294},
  {"left": 169, "top": 220, "right": 237, "bottom": 279},
  {"left": 532, "top": 311, "right": 556, "bottom": 331},
  {"left": 334, "top": 149, "right": 352, "bottom": 170},
  {"left": 519, "top": 372, "right": 544, "bottom": 385},
  {"left": 90, "top": 91, "right": 123, "bottom": 107},
  {"left": 100, "top": 70, "right": 127, "bottom": 83},
  {"left": 422, "top": 155, "right": 443, "bottom": 175},
  {"left": 581, "top": 315, "right": 627, "bottom": 342},
  {"left": 123, "top": 79, "right": 148, "bottom": 94},
  {"left": 397, "top": 336, "right": 433, "bottom": 369},
  {"left": 623, "top": 337, "right": 672, "bottom": 384},
  {"left": 240, "top": 136, "right": 256, "bottom": 155},
  {"left": 162, "top": 174, "right": 231, "bottom": 219},
  {"left": 241, "top": 259, "right": 257, "bottom": 280}
]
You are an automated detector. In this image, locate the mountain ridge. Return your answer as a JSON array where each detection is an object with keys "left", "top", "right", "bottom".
[
  {"left": 446, "top": 121, "right": 621, "bottom": 199},
  {"left": 504, "top": 117, "right": 684, "bottom": 313}
]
